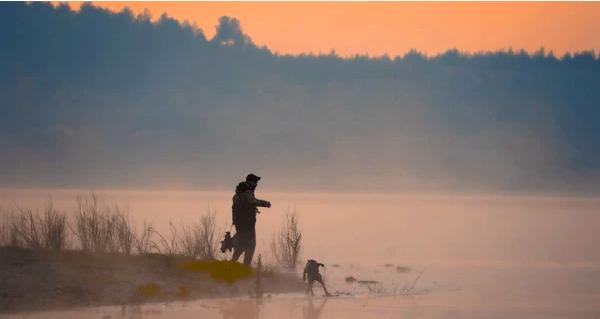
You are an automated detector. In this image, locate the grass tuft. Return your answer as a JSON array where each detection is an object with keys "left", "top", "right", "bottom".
[
  {"left": 270, "top": 210, "right": 302, "bottom": 270},
  {"left": 1, "top": 194, "right": 222, "bottom": 259}
]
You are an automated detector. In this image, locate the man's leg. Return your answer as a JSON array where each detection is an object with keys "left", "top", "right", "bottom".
[
  {"left": 242, "top": 229, "right": 256, "bottom": 266},
  {"left": 231, "top": 230, "right": 246, "bottom": 262},
  {"left": 231, "top": 245, "right": 244, "bottom": 262}
]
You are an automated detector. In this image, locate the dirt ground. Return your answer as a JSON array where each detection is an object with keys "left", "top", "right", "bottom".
[{"left": 0, "top": 247, "right": 304, "bottom": 313}]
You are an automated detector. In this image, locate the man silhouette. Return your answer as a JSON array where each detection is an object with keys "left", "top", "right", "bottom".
[{"left": 231, "top": 173, "right": 271, "bottom": 266}]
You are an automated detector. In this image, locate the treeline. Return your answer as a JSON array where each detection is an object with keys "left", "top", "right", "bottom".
[{"left": 1, "top": 2, "right": 600, "bottom": 192}]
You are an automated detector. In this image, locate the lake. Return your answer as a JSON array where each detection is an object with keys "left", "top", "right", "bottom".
[{"left": 1, "top": 188, "right": 600, "bottom": 318}]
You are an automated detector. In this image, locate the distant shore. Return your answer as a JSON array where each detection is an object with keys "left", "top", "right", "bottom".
[{"left": 0, "top": 247, "right": 304, "bottom": 314}]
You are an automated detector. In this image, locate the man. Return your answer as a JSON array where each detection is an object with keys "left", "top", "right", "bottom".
[{"left": 231, "top": 173, "right": 271, "bottom": 266}]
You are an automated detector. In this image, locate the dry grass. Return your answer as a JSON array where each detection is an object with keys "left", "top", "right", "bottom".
[
  {"left": 0, "top": 208, "right": 7, "bottom": 246},
  {"left": 1, "top": 194, "right": 221, "bottom": 259},
  {"left": 112, "top": 206, "right": 134, "bottom": 254},
  {"left": 14, "top": 208, "right": 43, "bottom": 249},
  {"left": 0, "top": 209, "right": 19, "bottom": 247},
  {"left": 71, "top": 194, "right": 116, "bottom": 253},
  {"left": 270, "top": 210, "right": 302, "bottom": 270},
  {"left": 150, "top": 211, "right": 219, "bottom": 258},
  {"left": 2, "top": 211, "right": 20, "bottom": 247},
  {"left": 180, "top": 210, "right": 220, "bottom": 259},
  {"left": 70, "top": 194, "right": 137, "bottom": 254},
  {"left": 196, "top": 211, "right": 219, "bottom": 259},
  {"left": 133, "top": 219, "right": 153, "bottom": 255},
  {"left": 0, "top": 202, "right": 68, "bottom": 250},
  {"left": 179, "top": 221, "right": 198, "bottom": 257},
  {"left": 149, "top": 221, "right": 179, "bottom": 256},
  {"left": 40, "top": 203, "right": 68, "bottom": 250}
]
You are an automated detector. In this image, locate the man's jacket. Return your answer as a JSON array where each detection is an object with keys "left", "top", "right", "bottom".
[{"left": 232, "top": 182, "right": 270, "bottom": 231}]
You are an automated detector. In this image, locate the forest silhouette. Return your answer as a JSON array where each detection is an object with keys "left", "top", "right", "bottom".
[{"left": 1, "top": 2, "right": 599, "bottom": 193}]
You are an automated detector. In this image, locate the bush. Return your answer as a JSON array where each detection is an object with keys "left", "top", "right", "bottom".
[
  {"left": 2, "top": 202, "right": 67, "bottom": 250},
  {"left": 112, "top": 206, "right": 135, "bottom": 254},
  {"left": 3, "top": 214, "right": 20, "bottom": 248},
  {"left": 0, "top": 210, "right": 21, "bottom": 247},
  {"left": 196, "top": 211, "right": 220, "bottom": 259},
  {"left": 133, "top": 219, "right": 153, "bottom": 255},
  {"left": 72, "top": 194, "right": 112, "bottom": 252},
  {"left": 0, "top": 209, "right": 8, "bottom": 247},
  {"left": 0, "top": 194, "right": 224, "bottom": 259},
  {"left": 149, "top": 221, "right": 179, "bottom": 256},
  {"left": 40, "top": 203, "right": 68, "bottom": 250},
  {"left": 180, "top": 210, "right": 220, "bottom": 259},
  {"left": 70, "top": 194, "right": 134, "bottom": 253},
  {"left": 270, "top": 211, "right": 302, "bottom": 270},
  {"left": 14, "top": 207, "right": 43, "bottom": 249}
]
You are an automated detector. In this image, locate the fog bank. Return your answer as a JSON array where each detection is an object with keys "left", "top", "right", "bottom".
[{"left": 2, "top": 2, "right": 600, "bottom": 193}]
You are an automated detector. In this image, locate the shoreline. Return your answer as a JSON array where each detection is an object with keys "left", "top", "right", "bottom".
[{"left": 0, "top": 247, "right": 304, "bottom": 314}]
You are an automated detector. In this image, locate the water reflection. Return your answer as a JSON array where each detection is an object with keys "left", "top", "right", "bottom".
[
  {"left": 219, "top": 298, "right": 262, "bottom": 319},
  {"left": 303, "top": 298, "right": 328, "bottom": 319},
  {"left": 119, "top": 304, "right": 163, "bottom": 319},
  {"left": 217, "top": 296, "right": 328, "bottom": 319},
  {"left": 121, "top": 304, "right": 142, "bottom": 319}
]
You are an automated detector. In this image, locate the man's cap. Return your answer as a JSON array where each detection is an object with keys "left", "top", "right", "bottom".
[{"left": 246, "top": 173, "right": 261, "bottom": 182}]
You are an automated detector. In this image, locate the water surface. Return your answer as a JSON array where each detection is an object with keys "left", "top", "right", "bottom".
[{"left": 2, "top": 189, "right": 599, "bottom": 318}]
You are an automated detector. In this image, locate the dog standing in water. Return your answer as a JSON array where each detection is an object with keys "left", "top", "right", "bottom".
[{"left": 303, "top": 259, "right": 332, "bottom": 296}]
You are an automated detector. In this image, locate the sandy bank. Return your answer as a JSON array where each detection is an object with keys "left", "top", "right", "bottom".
[{"left": 0, "top": 247, "right": 304, "bottom": 313}]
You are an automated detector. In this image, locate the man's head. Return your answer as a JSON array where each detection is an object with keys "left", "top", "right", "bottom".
[{"left": 245, "top": 173, "right": 261, "bottom": 190}]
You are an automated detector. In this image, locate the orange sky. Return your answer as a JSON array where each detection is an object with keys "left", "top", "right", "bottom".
[{"left": 64, "top": 2, "right": 600, "bottom": 57}]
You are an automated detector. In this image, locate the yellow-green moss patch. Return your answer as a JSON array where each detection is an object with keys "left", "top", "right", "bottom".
[{"left": 179, "top": 260, "right": 253, "bottom": 284}]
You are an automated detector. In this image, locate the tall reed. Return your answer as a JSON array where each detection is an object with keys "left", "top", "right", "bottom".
[
  {"left": 1, "top": 202, "right": 67, "bottom": 250},
  {"left": 270, "top": 210, "right": 302, "bottom": 270},
  {"left": 179, "top": 210, "right": 220, "bottom": 259},
  {"left": 0, "top": 194, "right": 224, "bottom": 260}
]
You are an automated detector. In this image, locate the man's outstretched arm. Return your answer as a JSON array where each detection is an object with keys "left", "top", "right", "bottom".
[{"left": 244, "top": 190, "right": 271, "bottom": 207}]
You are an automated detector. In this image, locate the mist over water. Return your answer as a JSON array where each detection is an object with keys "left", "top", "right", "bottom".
[
  {"left": 0, "top": 189, "right": 600, "bottom": 318},
  {"left": 3, "top": 188, "right": 599, "bottom": 265},
  {"left": 3, "top": 2, "right": 600, "bottom": 193},
  {"left": 2, "top": 189, "right": 600, "bottom": 318}
]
